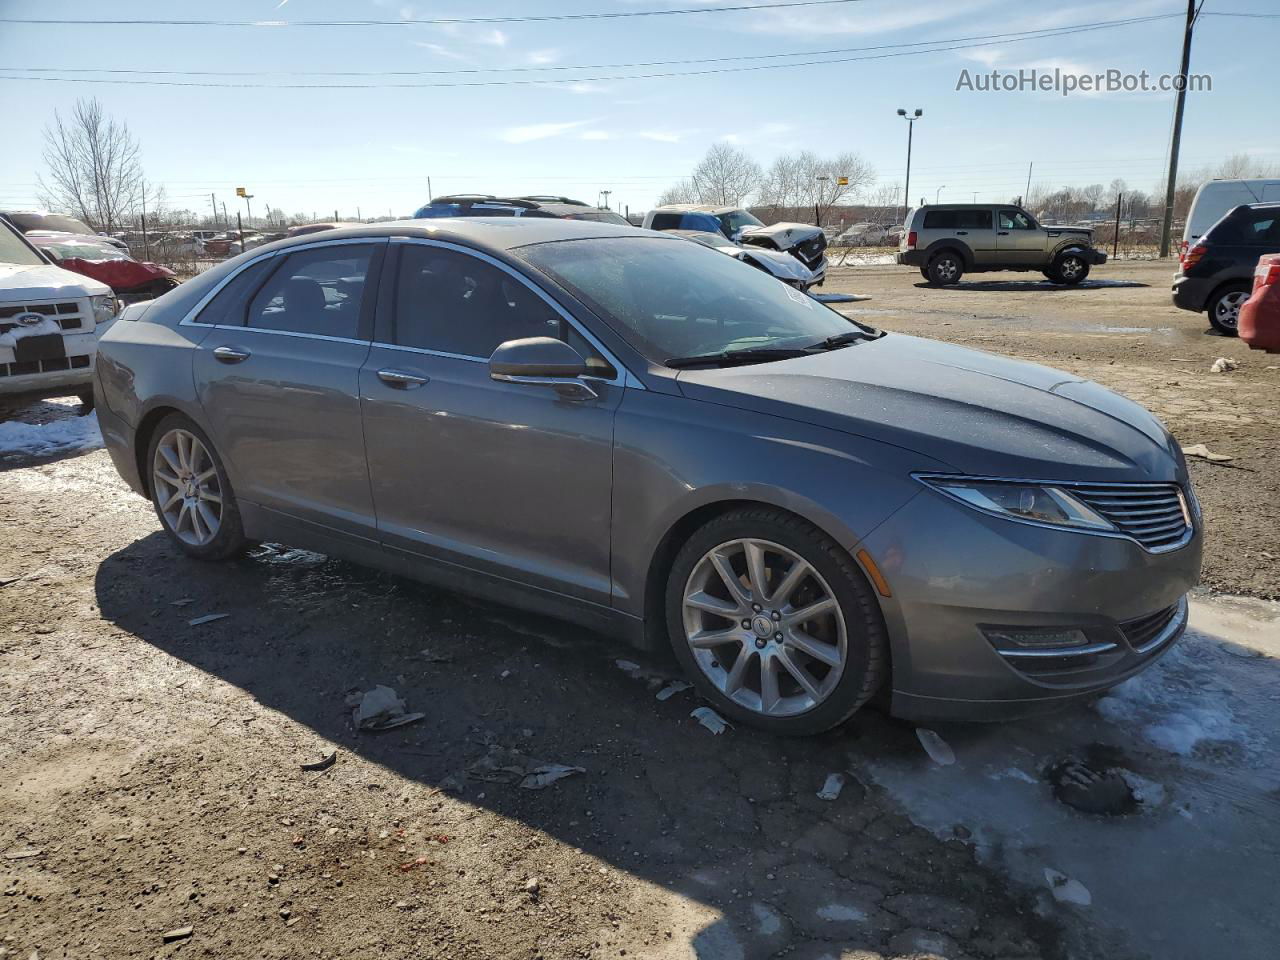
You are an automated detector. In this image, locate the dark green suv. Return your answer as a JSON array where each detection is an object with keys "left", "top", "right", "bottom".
[{"left": 897, "top": 204, "right": 1108, "bottom": 285}]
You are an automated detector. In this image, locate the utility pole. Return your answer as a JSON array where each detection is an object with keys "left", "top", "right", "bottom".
[
  {"left": 1024, "top": 162, "right": 1033, "bottom": 205},
  {"left": 210, "top": 193, "right": 218, "bottom": 229},
  {"left": 896, "top": 108, "right": 922, "bottom": 220},
  {"left": 221, "top": 201, "right": 228, "bottom": 229},
  {"left": 1113, "top": 192, "right": 1124, "bottom": 258},
  {"left": 600, "top": 189, "right": 612, "bottom": 210},
  {"left": 427, "top": 176, "right": 433, "bottom": 201},
  {"left": 1160, "top": 0, "right": 1200, "bottom": 258}
]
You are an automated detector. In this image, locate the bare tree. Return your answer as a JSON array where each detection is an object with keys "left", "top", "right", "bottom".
[
  {"left": 1216, "top": 153, "right": 1275, "bottom": 179},
  {"left": 38, "top": 98, "right": 144, "bottom": 232},
  {"left": 656, "top": 179, "right": 699, "bottom": 206},
  {"left": 691, "top": 143, "right": 761, "bottom": 206},
  {"left": 756, "top": 150, "right": 874, "bottom": 222}
]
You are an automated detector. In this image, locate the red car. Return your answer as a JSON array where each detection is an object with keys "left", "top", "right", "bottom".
[
  {"left": 1240, "top": 253, "right": 1280, "bottom": 353},
  {"left": 30, "top": 232, "right": 178, "bottom": 302}
]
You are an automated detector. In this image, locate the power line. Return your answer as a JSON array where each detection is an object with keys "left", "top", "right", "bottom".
[
  {"left": 0, "top": 1, "right": 867, "bottom": 29},
  {"left": 0, "top": 16, "right": 1180, "bottom": 79},
  {"left": 0, "top": 16, "right": 1182, "bottom": 89}
]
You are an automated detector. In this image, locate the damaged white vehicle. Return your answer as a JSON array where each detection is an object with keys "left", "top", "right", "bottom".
[
  {"left": 665, "top": 228, "right": 819, "bottom": 290},
  {"left": 643, "top": 204, "right": 827, "bottom": 287},
  {"left": 0, "top": 218, "right": 117, "bottom": 413}
]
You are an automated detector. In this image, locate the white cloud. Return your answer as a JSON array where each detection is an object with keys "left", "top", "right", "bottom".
[
  {"left": 565, "top": 82, "right": 612, "bottom": 95},
  {"left": 499, "top": 120, "right": 594, "bottom": 144},
  {"left": 413, "top": 41, "right": 468, "bottom": 61},
  {"left": 743, "top": 4, "right": 975, "bottom": 37},
  {"left": 527, "top": 49, "right": 561, "bottom": 65},
  {"left": 579, "top": 131, "right": 613, "bottom": 141},
  {"left": 477, "top": 28, "right": 508, "bottom": 47},
  {"left": 716, "top": 122, "right": 791, "bottom": 145},
  {"left": 638, "top": 130, "right": 682, "bottom": 143}
]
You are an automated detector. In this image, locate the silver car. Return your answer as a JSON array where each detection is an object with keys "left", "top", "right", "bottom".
[{"left": 95, "top": 219, "right": 1201, "bottom": 734}]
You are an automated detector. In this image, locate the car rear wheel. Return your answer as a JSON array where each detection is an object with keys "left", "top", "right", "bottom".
[
  {"left": 1207, "top": 282, "right": 1250, "bottom": 336},
  {"left": 76, "top": 388, "right": 95, "bottom": 415},
  {"left": 147, "top": 413, "right": 247, "bottom": 560},
  {"left": 926, "top": 252, "right": 963, "bottom": 285},
  {"left": 665, "top": 507, "right": 888, "bottom": 735},
  {"left": 1049, "top": 252, "right": 1090, "bottom": 284},
  {"left": 919, "top": 267, "right": 931, "bottom": 281}
]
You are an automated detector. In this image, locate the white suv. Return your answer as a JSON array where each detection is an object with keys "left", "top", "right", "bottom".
[{"left": 0, "top": 219, "right": 117, "bottom": 411}]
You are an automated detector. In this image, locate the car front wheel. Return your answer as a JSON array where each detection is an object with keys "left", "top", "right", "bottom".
[
  {"left": 1049, "top": 252, "right": 1090, "bottom": 284},
  {"left": 147, "top": 413, "right": 248, "bottom": 560},
  {"left": 1207, "top": 283, "right": 1250, "bottom": 336},
  {"left": 665, "top": 507, "right": 889, "bottom": 735}
]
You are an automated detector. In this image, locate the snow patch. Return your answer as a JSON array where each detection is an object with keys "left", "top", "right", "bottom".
[
  {"left": 0, "top": 411, "right": 102, "bottom": 457},
  {"left": 816, "top": 902, "right": 866, "bottom": 922}
]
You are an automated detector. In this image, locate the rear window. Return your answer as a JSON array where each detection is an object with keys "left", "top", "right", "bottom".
[
  {"left": 3, "top": 213, "right": 98, "bottom": 236},
  {"left": 1207, "top": 209, "right": 1280, "bottom": 245},
  {"left": 649, "top": 213, "right": 683, "bottom": 231},
  {"left": 923, "top": 209, "right": 992, "bottom": 229}
]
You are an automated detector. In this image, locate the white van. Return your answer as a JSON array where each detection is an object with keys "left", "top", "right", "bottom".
[
  {"left": 1, "top": 218, "right": 117, "bottom": 412},
  {"left": 1183, "top": 179, "right": 1280, "bottom": 250}
]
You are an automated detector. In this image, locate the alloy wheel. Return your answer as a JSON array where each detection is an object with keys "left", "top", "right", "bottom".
[
  {"left": 1215, "top": 291, "right": 1248, "bottom": 330},
  {"left": 153, "top": 428, "right": 223, "bottom": 547},
  {"left": 681, "top": 538, "right": 847, "bottom": 717},
  {"left": 934, "top": 258, "right": 959, "bottom": 282},
  {"left": 1060, "top": 256, "right": 1085, "bottom": 280}
]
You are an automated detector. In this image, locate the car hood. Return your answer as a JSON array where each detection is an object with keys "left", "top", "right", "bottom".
[
  {"left": 0, "top": 262, "right": 111, "bottom": 300},
  {"left": 1047, "top": 225, "right": 1094, "bottom": 237},
  {"left": 675, "top": 333, "right": 1181, "bottom": 481},
  {"left": 737, "top": 247, "right": 815, "bottom": 281},
  {"left": 739, "top": 222, "right": 823, "bottom": 251}
]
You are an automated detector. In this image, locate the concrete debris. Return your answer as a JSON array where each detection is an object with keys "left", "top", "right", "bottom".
[
  {"left": 817, "top": 773, "right": 846, "bottom": 801},
  {"left": 350, "top": 685, "right": 425, "bottom": 732},
  {"left": 1209, "top": 357, "right": 1238, "bottom": 373},
  {"left": 656, "top": 680, "right": 692, "bottom": 701},
  {"left": 162, "top": 926, "right": 194, "bottom": 942},
  {"left": 3, "top": 847, "right": 43, "bottom": 860},
  {"left": 1044, "top": 867, "right": 1092, "bottom": 906},
  {"left": 1182, "top": 443, "right": 1234, "bottom": 463},
  {"left": 468, "top": 744, "right": 585, "bottom": 789},
  {"left": 690, "top": 706, "right": 731, "bottom": 735},
  {"left": 915, "top": 728, "right": 956, "bottom": 766}
]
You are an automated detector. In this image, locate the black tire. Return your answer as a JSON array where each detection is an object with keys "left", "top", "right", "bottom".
[
  {"left": 926, "top": 251, "right": 963, "bottom": 285},
  {"left": 919, "top": 266, "right": 930, "bottom": 281},
  {"left": 76, "top": 388, "right": 95, "bottom": 415},
  {"left": 145, "top": 412, "right": 248, "bottom": 561},
  {"left": 1048, "top": 251, "right": 1090, "bottom": 285},
  {"left": 1206, "top": 282, "right": 1249, "bottom": 336},
  {"left": 664, "top": 506, "right": 889, "bottom": 736}
]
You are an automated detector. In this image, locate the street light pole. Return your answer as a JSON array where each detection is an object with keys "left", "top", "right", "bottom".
[
  {"left": 896, "top": 108, "right": 922, "bottom": 221},
  {"left": 936, "top": 185, "right": 945, "bottom": 203},
  {"left": 600, "top": 189, "right": 612, "bottom": 210}
]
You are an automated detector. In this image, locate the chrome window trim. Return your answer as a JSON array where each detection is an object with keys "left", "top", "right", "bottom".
[
  {"left": 913, "top": 473, "right": 1196, "bottom": 555},
  {"left": 178, "top": 237, "right": 388, "bottom": 334},
  {"left": 384, "top": 236, "right": 642, "bottom": 390}
]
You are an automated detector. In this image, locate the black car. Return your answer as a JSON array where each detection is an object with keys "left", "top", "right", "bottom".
[
  {"left": 412, "top": 194, "right": 630, "bottom": 226},
  {"left": 1173, "top": 202, "right": 1280, "bottom": 335}
]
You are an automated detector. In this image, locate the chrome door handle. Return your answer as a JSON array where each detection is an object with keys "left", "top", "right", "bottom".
[
  {"left": 377, "top": 368, "right": 429, "bottom": 389},
  {"left": 955, "top": 230, "right": 968, "bottom": 235},
  {"left": 997, "top": 231, "right": 1009, "bottom": 235},
  {"left": 212, "top": 345, "right": 251, "bottom": 363}
]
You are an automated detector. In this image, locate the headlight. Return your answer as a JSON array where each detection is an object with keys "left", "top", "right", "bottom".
[
  {"left": 91, "top": 294, "right": 119, "bottom": 325},
  {"left": 918, "top": 476, "right": 1115, "bottom": 531}
]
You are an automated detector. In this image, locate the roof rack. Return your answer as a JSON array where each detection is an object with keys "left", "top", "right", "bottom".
[{"left": 516, "top": 195, "right": 589, "bottom": 206}]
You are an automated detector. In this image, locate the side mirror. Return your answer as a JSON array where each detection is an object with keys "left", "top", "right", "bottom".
[{"left": 489, "top": 337, "right": 598, "bottom": 401}]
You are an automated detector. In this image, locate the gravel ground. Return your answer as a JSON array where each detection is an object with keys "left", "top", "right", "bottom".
[{"left": 1, "top": 255, "right": 1273, "bottom": 959}]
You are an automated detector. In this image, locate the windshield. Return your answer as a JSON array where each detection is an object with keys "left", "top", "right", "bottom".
[
  {"left": 4, "top": 213, "right": 97, "bottom": 236},
  {"left": 718, "top": 210, "right": 763, "bottom": 236},
  {"left": 567, "top": 211, "right": 632, "bottom": 226},
  {"left": 520, "top": 236, "right": 867, "bottom": 364},
  {"left": 0, "top": 221, "right": 46, "bottom": 266},
  {"left": 39, "top": 241, "right": 129, "bottom": 262}
]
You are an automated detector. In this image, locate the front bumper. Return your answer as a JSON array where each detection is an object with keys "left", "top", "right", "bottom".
[
  {"left": 859, "top": 484, "right": 1203, "bottom": 722},
  {"left": 1085, "top": 248, "right": 1108, "bottom": 265},
  {"left": 1171, "top": 275, "right": 1211, "bottom": 313}
]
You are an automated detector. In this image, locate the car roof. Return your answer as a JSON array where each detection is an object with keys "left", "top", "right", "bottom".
[
  {"left": 256, "top": 217, "right": 663, "bottom": 255},
  {"left": 651, "top": 204, "right": 739, "bottom": 215}
]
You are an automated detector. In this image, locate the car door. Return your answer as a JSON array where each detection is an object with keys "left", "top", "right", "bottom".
[
  {"left": 191, "top": 239, "right": 384, "bottom": 541},
  {"left": 995, "top": 209, "right": 1043, "bottom": 264},
  {"left": 358, "top": 239, "right": 626, "bottom": 606}
]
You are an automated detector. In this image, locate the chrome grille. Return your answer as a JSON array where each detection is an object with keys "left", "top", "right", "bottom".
[{"left": 1069, "top": 483, "right": 1191, "bottom": 551}]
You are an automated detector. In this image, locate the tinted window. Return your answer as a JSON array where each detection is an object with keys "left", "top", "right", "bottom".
[
  {"left": 999, "top": 210, "right": 1035, "bottom": 230},
  {"left": 958, "top": 209, "right": 992, "bottom": 229},
  {"left": 1245, "top": 213, "right": 1280, "bottom": 244},
  {"left": 247, "top": 245, "right": 373, "bottom": 339},
  {"left": 923, "top": 210, "right": 957, "bottom": 229},
  {"left": 520, "top": 237, "right": 867, "bottom": 364},
  {"left": 193, "top": 258, "right": 276, "bottom": 326},
  {"left": 392, "top": 246, "right": 613, "bottom": 376},
  {"left": 649, "top": 213, "right": 683, "bottom": 231}
]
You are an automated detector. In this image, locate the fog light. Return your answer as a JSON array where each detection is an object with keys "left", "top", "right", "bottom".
[{"left": 984, "top": 628, "right": 1090, "bottom": 650}]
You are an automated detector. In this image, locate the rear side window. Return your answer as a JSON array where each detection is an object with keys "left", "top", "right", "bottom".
[
  {"left": 649, "top": 213, "right": 682, "bottom": 231},
  {"left": 1244, "top": 213, "right": 1280, "bottom": 244},
  {"left": 958, "top": 209, "right": 992, "bottom": 229},
  {"left": 923, "top": 210, "right": 957, "bottom": 229},
  {"left": 246, "top": 245, "right": 374, "bottom": 339},
  {"left": 193, "top": 257, "right": 276, "bottom": 326}
]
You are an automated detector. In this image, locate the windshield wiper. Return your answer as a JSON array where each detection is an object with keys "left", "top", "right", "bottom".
[
  {"left": 665, "top": 346, "right": 814, "bottom": 369},
  {"left": 811, "top": 327, "right": 883, "bottom": 350}
]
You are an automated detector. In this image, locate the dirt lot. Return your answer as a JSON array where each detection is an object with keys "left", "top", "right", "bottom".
[
  {"left": 1, "top": 257, "right": 1276, "bottom": 960},
  {"left": 827, "top": 258, "right": 1280, "bottom": 600}
]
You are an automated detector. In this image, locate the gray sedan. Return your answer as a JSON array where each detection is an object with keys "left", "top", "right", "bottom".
[{"left": 94, "top": 219, "right": 1201, "bottom": 734}]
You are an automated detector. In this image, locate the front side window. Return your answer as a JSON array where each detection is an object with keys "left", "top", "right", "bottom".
[
  {"left": 999, "top": 210, "right": 1035, "bottom": 230},
  {"left": 392, "top": 246, "right": 613, "bottom": 376},
  {"left": 193, "top": 257, "right": 277, "bottom": 326},
  {"left": 520, "top": 236, "right": 865, "bottom": 364},
  {"left": 247, "top": 245, "right": 373, "bottom": 339},
  {"left": 717, "top": 210, "right": 764, "bottom": 236},
  {"left": 0, "top": 221, "right": 45, "bottom": 266}
]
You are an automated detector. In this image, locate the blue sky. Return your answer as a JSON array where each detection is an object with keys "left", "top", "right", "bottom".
[{"left": 0, "top": 0, "right": 1276, "bottom": 221}]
